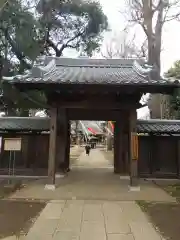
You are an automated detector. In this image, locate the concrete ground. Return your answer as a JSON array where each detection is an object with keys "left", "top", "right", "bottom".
[
  {"left": 3, "top": 148, "right": 175, "bottom": 239},
  {"left": 9, "top": 149, "right": 175, "bottom": 202}
]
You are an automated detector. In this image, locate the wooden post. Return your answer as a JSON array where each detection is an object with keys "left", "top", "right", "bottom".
[
  {"left": 46, "top": 107, "right": 57, "bottom": 189},
  {"left": 129, "top": 108, "right": 139, "bottom": 190},
  {"left": 177, "top": 139, "right": 180, "bottom": 178},
  {"left": 65, "top": 120, "right": 70, "bottom": 170},
  {"left": 56, "top": 108, "right": 68, "bottom": 172},
  {"left": 114, "top": 117, "right": 124, "bottom": 174},
  {"left": 21, "top": 136, "right": 29, "bottom": 168}
]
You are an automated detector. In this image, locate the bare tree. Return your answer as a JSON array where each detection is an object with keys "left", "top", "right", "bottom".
[
  {"left": 124, "top": 0, "right": 180, "bottom": 119},
  {"left": 101, "top": 29, "right": 149, "bottom": 61},
  {"left": 101, "top": 30, "right": 148, "bottom": 59},
  {"left": 124, "top": 0, "right": 180, "bottom": 77}
]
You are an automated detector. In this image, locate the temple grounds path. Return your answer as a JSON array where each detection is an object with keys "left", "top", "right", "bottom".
[{"left": 3, "top": 148, "right": 176, "bottom": 239}]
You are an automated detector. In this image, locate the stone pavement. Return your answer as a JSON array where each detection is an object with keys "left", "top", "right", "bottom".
[
  {"left": 71, "top": 148, "right": 113, "bottom": 169},
  {"left": 24, "top": 200, "right": 164, "bottom": 240},
  {"left": 3, "top": 149, "right": 174, "bottom": 239}
]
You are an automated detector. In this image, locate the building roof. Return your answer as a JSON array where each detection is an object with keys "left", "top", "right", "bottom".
[
  {"left": 137, "top": 119, "right": 180, "bottom": 133},
  {"left": 2, "top": 57, "right": 179, "bottom": 88},
  {"left": 0, "top": 117, "right": 48, "bottom": 132},
  {"left": 0, "top": 117, "right": 180, "bottom": 134}
]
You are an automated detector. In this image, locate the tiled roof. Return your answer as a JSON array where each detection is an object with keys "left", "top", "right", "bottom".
[
  {"left": 2, "top": 57, "right": 179, "bottom": 86},
  {"left": 79, "top": 121, "right": 104, "bottom": 135},
  {"left": 0, "top": 117, "right": 49, "bottom": 132},
  {"left": 137, "top": 119, "right": 180, "bottom": 133},
  {"left": 0, "top": 117, "right": 180, "bottom": 134}
]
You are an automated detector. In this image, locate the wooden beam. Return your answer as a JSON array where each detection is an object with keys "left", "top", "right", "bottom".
[
  {"left": 47, "top": 107, "right": 57, "bottom": 186},
  {"left": 54, "top": 99, "right": 141, "bottom": 110},
  {"left": 68, "top": 109, "right": 131, "bottom": 121}
]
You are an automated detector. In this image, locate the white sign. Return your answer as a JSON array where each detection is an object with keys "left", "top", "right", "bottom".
[{"left": 4, "top": 138, "right": 21, "bottom": 151}]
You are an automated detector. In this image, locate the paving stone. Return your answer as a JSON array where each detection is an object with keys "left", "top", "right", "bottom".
[
  {"left": 107, "top": 234, "right": 134, "bottom": 240},
  {"left": 119, "top": 201, "right": 148, "bottom": 222},
  {"left": 102, "top": 202, "right": 130, "bottom": 234},
  {"left": 49, "top": 200, "right": 66, "bottom": 204},
  {"left": 81, "top": 221, "right": 105, "bottom": 232},
  {"left": 83, "top": 204, "right": 104, "bottom": 222},
  {"left": 105, "top": 219, "right": 131, "bottom": 234},
  {"left": 28, "top": 219, "right": 59, "bottom": 235},
  {"left": 80, "top": 230, "right": 106, "bottom": 240},
  {"left": 39, "top": 202, "right": 65, "bottom": 219},
  {"left": 129, "top": 221, "right": 162, "bottom": 240},
  {"left": 60, "top": 208, "right": 83, "bottom": 222},
  {"left": 26, "top": 233, "right": 53, "bottom": 240},
  {"left": 53, "top": 231, "right": 79, "bottom": 240},
  {"left": 57, "top": 218, "right": 81, "bottom": 232},
  {"left": 103, "top": 202, "right": 122, "bottom": 216},
  {"left": 66, "top": 200, "right": 84, "bottom": 206}
]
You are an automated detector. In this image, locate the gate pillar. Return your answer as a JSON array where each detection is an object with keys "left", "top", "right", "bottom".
[
  {"left": 114, "top": 115, "right": 124, "bottom": 174},
  {"left": 64, "top": 120, "right": 70, "bottom": 170},
  {"left": 56, "top": 108, "right": 69, "bottom": 173},
  {"left": 45, "top": 106, "right": 58, "bottom": 190}
]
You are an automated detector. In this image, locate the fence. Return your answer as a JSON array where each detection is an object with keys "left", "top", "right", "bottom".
[{"left": 0, "top": 133, "right": 179, "bottom": 178}]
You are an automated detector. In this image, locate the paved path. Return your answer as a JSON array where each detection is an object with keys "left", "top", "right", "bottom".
[
  {"left": 25, "top": 200, "right": 164, "bottom": 240},
  {"left": 9, "top": 149, "right": 175, "bottom": 202},
  {"left": 4, "top": 149, "right": 173, "bottom": 239},
  {"left": 71, "top": 149, "right": 113, "bottom": 169}
]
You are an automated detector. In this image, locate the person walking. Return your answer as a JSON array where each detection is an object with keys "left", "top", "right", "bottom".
[{"left": 85, "top": 144, "right": 91, "bottom": 156}]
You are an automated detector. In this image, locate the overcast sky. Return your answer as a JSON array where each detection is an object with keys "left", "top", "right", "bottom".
[
  {"left": 65, "top": 0, "right": 180, "bottom": 73},
  {"left": 97, "top": 0, "right": 180, "bottom": 119},
  {"left": 98, "top": 0, "right": 180, "bottom": 73}
]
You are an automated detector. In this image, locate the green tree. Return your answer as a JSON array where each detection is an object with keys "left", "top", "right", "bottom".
[
  {"left": 37, "top": 0, "right": 108, "bottom": 56},
  {"left": 0, "top": 0, "right": 108, "bottom": 116},
  {"left": 0, "top": 0, "right": 44, "bottom": 115},
  {"left": 165, "top": 61, "right": 180, "bottom": 119}
]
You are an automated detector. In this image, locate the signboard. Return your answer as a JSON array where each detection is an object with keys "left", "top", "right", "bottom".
[
  {"left": 131, "top": 133, "right": 138, "bottom": 160},
  {"left": 0, "top": 137, "right": 2, "bottom": 153},
  {"left": 4, "top": 138, "right": 21, "bottom": 151}
]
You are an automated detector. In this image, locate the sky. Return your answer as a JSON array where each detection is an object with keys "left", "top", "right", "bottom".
[
  {"left": 98, "top": 0, "right": 180, "bottom": 119},
  {"left": 98, "top": 0, "right": 180, "bottom": 72},
  {"left": 65, "top": 0, "right": 180, "bottom": 72}
]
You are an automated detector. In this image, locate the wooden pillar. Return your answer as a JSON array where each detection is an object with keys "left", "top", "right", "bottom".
[
  {"left": 122, "top": 113, "right": 129, "bottom": 174},
  {"left": 46, "top": 107, "right": 57, "bottom": 188},
  {"left": 129, "top": 108, "right": 139, "bottom": 188},
  {"left": 114, "top": 117, "right": 124, "bottom": 174},
  {"left": 177, "top": 139, "right": 180, "bottom": 178},
  {"left": 56, "top": 108, "right": 68, "bottom": 172},
  {"left": 64, "top": 120, "right": 70, "bottom": 170},
  {"left": 21, "top": 136, "right": 29, "bottom": 168}
]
